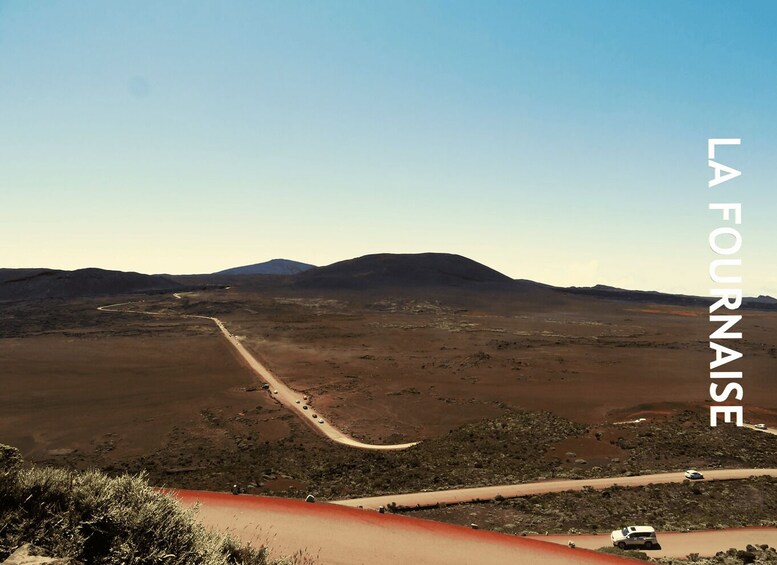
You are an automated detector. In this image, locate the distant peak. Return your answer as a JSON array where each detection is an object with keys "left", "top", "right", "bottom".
[
  {"left": 294, "top": 252, "right": 513, "bottom": 288},
  {"left": 214, "top": 259, "right": 316, "bottom": 276}
]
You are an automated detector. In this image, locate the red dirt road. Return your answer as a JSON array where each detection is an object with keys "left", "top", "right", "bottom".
[
  {"left": 99, "top": 299, "right": 418, "bottom": 450},
  {"left": 333, "top": 469, "right": 777, "bottom": 510},
  {"left": 173, "top": 490, "right": 633, "bottom": 565},
  {"left": 533, "top": 528, "right": 777, "bottom": 558}
]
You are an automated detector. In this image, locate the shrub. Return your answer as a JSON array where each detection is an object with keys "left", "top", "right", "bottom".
[
  {"left": 596, "top": 546, "right": 650, "bottom": 560},
  {"left": 0, "top": 444, "right": 287, "bottom": 565}
]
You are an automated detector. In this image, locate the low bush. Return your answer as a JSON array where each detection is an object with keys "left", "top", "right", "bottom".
[
  {"left": 0, "top": 444, "right": 291, "bottom": 565},
  {"left": 596, "top": 546, "right": 650, "bottom": 560}
]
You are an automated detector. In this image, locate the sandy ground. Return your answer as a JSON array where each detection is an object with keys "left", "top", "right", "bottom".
[
  {"left": 174, "top": 490, "right": 634, "bottom": 565},
  {"left": 331, "top": 469, "right": 777, "bottom": 509},
  {"left": 533, "top": 528, "right": 777, "bottom": 558}
]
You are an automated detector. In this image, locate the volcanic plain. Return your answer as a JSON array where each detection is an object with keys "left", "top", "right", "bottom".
[{"left": 2, "top": 254, "right": 777, "bottom": 534}]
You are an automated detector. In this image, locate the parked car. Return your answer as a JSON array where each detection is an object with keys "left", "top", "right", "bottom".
[
  {"left": 755, "top": 423, "right": 768, "bottom": 430},
  {"left": 303, "top": 405, "right": 308, "bottom": 410},
  {"left": 318, "top": 419, "right": 324, "bottom": 424},
  {"left": 611, "top": 526, "right": 658, "bottom": 550},
  {"left": 261, "top": 383, "right": 269, "bottom": 390},
  {"left": 295, "top": 400, "right": 300, "bottom": 404},
  {"left": 684, "top": 470, "right": 704, "bottom": 480}
]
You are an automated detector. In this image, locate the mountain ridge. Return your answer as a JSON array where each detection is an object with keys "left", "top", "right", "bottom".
[{"left": 0, "top": 267, "right": 184, "bottom": 302}]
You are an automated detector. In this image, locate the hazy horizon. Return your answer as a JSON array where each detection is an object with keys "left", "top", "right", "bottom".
[
  {"left": 3, "top": 1, "right": 776, "bottom": 296},
  {"left": 4, "top": 252, "right": 775, "bottom": 299}
]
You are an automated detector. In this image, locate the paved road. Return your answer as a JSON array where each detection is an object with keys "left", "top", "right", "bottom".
[
  {"left": 98, "top": 299, "right": 418, "bottom": 451},
  {"left": 332, "top": 468, "right": 777, "bottom": 509},
  {"left": 173, "top": 490, "right": 634, "bottom": 565}
]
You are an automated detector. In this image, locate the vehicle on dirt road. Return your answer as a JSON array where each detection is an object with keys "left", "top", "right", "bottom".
[
  {"left": 684, "top": 470, "right": 704, "bottom": 480},
  {"left": 611, "top": 526, "right": 658, "bottom": 550}
]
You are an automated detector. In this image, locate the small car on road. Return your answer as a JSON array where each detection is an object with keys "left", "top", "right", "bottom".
[
  {"left": 684, "top": 470, "right": 704, "bottom": 480},
  {"left": 318, "top": 419, "right": 324, "bottom": 424},
  {"left": 755, "top": 423, "right": 768, "bottom": 430},
  {"left": 611, "top": 526, "right": 658, "bottom": 550}
]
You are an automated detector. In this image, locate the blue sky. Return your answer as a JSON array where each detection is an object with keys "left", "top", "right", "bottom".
[{"left": 1, "top": 1, "right": 775, "bottom": 295}]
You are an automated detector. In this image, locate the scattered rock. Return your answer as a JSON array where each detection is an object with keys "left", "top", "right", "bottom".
[
  {"left": 1, "top": 544, "right": 82, "bottom": 565},
  {"left": 46, "top": 449, "right": 75, "bottom": 457}
]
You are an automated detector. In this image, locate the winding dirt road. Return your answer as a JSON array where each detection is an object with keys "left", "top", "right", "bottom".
[
  {"left": 173, "top": 469, "right": 777, "bottom": 564},
  {"left": 533, "top": 528, "right": 777, "bottom": 559},
  {"left": 98, "top": 299, "right": 418, "bottom": 451},
  {"left": 174, "top": 489, "right": 777, "bottom": 564},
  {"left": 99, "top": 294, "right": 777, "bottom": 562},
  {"left": 173, "top": 490, "right": 634, "bottom": 565},
  {"left": 331, "top": 468, "right": 777, "bottom": 510}
]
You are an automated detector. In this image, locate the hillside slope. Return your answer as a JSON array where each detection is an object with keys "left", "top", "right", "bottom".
[
  {"left": 0, "top": 268, "right": 183, "bottom": 302},
  {"left": 293, "top": 252, "right": 514, "bottom": 289}
]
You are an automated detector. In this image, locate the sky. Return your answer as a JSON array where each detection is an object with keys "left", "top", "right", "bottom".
[{"left": 1, "top": 1, "right": 775, "bottom": 295}]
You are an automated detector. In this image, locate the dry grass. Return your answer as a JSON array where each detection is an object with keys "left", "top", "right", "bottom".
[{"left": 0, "top": 444, "right": 306, "bottom": 564}]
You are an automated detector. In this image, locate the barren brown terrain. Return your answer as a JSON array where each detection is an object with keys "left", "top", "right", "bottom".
[
  {"left": 171, "top": 281, "right": 777, "bottom": 442},
  {"left": 2, "top": 255, "right": 777, "bottom": 532},
  {"left": 0, "top": 297, "right": 292, "bottom": 472}
]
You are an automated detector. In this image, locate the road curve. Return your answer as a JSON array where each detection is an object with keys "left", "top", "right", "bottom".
[
  {"left": 172, "top": 490, "right": 634, "bottom": 565},
  {"left": 98, "top": 300, "right": 419, "bottom": 451},
  {"left": 331, "top": 468, "right": 777, "bottom": 510}
]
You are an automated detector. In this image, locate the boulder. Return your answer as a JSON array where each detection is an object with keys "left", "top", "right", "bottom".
[{"left": 1, "top": 544, "right": 82, "bottom": 565}]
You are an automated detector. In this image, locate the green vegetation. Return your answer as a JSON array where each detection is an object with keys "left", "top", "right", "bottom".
[{"left": 0, "top": 444, "right": 295, "bottom": 565}]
